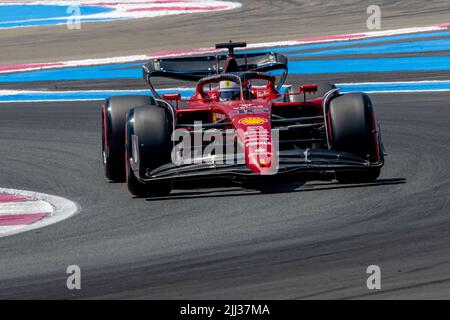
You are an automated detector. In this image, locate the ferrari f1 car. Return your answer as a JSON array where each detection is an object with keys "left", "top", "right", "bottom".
[{"left": 102, "top": 42, "right": 384, "bottom": 197}]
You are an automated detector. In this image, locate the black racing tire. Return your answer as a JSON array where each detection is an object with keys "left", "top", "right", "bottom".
[
  {"left": 102, "top": 95, "right": 155, "bottom": 182},
  {"left": 328, "top": 92, "right": 381, "bottom": 183},
  {"left": 125, "top": 106, "right": 173, "bottom": 197},
  {"left": 287, "top": 83, "right": 337, "bottom": 102}
]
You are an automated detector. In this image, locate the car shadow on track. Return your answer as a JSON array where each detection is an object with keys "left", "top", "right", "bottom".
[{"left": 144, "top": 178, "right": 406, "bottom": 201}]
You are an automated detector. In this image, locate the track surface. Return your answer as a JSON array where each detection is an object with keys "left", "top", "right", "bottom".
[
  {"left": 0, "top": 1, "right": 450, "bottom": 299},
  {"left": 1, "top": 0, "right": 450, "bottom": 65}
]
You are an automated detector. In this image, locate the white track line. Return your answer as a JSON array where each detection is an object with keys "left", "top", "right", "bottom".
[
  {"left": 1, "top": 81, "right": 450, "bottom": 103},
  {"left": 338, "top": 80, "right": 450, "bottom": 85},
  {"left": 0, "top": 200, "right": 53, "bottom": 215},
  {"left": 0, "top": 23, "right": 448, "bottom": 74},
  {"left": 0, "top": 0, "right": 242, "bottom": 30}
]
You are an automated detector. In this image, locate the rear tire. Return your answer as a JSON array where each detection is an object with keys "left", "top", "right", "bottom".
[
  {"left": 125, "top": 106, "right": 173, "bottom": 197},
  {"left": 102, "top": 95, "right": 155, "bottom": 182},
  {"left": 328, "top": 92, "right": 381, "bottom": 183}
]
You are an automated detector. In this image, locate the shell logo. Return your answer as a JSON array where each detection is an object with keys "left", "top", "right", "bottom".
[{"left": 238, "top": 117, "right": 268, "bottom": 125}]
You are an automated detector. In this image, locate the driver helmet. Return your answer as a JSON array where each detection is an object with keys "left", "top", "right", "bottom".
[{"left": 218, "top": 80, "right": 240, "bottom": 101}]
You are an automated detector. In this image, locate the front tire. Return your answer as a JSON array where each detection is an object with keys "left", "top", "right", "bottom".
[
  {"left": 102, "top": 95, "right": 155, "bottom": 182},
  {"left": 328, "top": 92, "right": 382, "bottom": 183},
  {"left": 125, "top": 106, "right": 173, "bottom": 197}
]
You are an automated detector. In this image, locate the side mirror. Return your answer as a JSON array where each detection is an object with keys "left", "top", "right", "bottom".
[
  {"left": 299, "top": 84, "right": 318, "bottom": 94},
  {"left": 299, "top": 84, "right": 318, "bottom": 102},
  {"left": 162, "top": 93, "right": 181, "bottom": 101}
]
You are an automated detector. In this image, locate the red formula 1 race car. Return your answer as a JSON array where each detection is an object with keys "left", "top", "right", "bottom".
[{"left": 102, "top": 42, "right": 384, "bottom": 197}]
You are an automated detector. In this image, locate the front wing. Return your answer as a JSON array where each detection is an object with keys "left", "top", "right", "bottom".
[{"left": 138, "top": 149, "right": 384, "bottom": 183}]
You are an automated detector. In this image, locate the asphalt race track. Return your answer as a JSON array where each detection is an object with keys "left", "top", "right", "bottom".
[
  {"left": 1, "top": 0, "right": 450, "bottom": 64},
  {"left": 0, "top": 0, "right": 450, "bottom": 299}
]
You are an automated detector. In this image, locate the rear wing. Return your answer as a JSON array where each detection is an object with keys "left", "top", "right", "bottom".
[{"left": 142, "top": 52, "right": 288, "bottom": 99}]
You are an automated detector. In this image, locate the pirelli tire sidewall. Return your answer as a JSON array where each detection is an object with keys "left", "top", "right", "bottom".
[
  {"left": 328, "top": 92, "right": 382, "bottom": 183},
  {"left": 125, "top": 105, "right": 173, "bottom": 197},
  {"left": 102, "top": 95, "right": 155, "bottom": 182}
]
